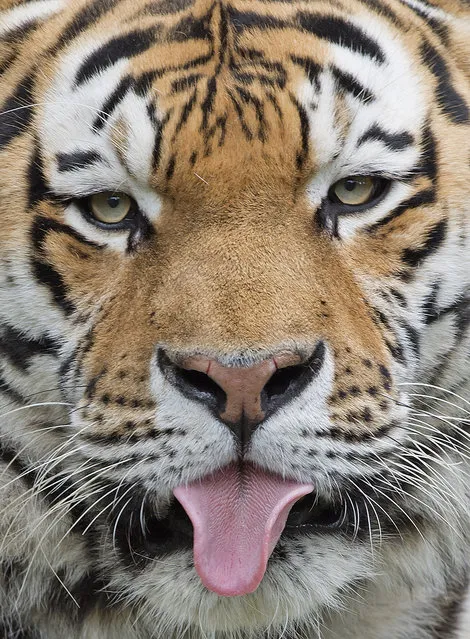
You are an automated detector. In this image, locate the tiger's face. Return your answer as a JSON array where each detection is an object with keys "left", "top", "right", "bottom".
[{"left": 1, "top": 0, "right": 470, "bottom": 635}]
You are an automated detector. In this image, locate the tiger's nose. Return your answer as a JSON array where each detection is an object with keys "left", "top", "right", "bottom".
[{"left": 158, "top": 343, "right": 325, "bottom": 448}]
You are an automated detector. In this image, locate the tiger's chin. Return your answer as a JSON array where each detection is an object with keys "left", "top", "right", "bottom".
[{"left": 105, "top": 535, "right": 374, "bottom": 636}]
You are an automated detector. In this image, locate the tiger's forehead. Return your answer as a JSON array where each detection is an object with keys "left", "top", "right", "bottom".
[{"left": 38, "top": 0, "right": 427, "bottom": 202}]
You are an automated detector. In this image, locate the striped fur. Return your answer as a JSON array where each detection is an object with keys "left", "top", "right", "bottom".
[{"left": 0, "top": 0, "right": 470, "bottom": 637}]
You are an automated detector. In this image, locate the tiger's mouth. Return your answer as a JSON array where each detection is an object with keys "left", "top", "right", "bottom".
[{"left": 141, "top": 491, "right": 346, "bottom": 554}]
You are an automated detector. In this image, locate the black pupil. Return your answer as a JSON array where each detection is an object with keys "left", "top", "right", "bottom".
[
  {"left": 108, "top": 196, "right": 120, "bottom": 208},
  {"left": 344, "top": 179, "right": 358, "bottom": 192}
]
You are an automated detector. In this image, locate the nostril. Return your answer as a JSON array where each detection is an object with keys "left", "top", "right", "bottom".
[
  {"left": 158, "top": 350, "right": 227, "bottom": 408},
  {"left": 264, "top": 364, "right": 306, "bottom": 400},
  {"left": 176, "top": 367, "right": 226, "bottom": 405}
]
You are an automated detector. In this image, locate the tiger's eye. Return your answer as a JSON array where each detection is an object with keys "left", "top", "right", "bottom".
[
  {"left": 331, "top": 176, "right": 376, "bottom": 206},
  {"left": 89, "top": 192, "right": 132, "bottom": 224}
]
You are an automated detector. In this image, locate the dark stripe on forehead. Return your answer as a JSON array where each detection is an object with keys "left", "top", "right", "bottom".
[
  {"left": 332, "top": 67, "right": 375, "bottom": 102},
  {"left": 420, "top": 41, "right": 469, "bottom": 124},
  {"left": 0, "top": 74, "right": 35, "bottom": 150},
  {"left": 298, "top": 13, "right": 386, "bottom": 63},
  {"left": 75, "top": 26, "right": 162, "bottom": 86},
  {"left": 357, "top": 125, "right": 413, "bottom": 151},
  {"left": 227, "top": 7, "right": 290, "bottom": 31},
  {"left": 56, "top": 150, "right": 103, "bottom": 173},
  {"left": 93, "top": 76, "right": 133, "bottom": 131},
  {"left": 141, "top": 0, "right": 195, "bottom": 15},
  {"left": 50, "top": 0, "right": 122, "bottom": 54}
]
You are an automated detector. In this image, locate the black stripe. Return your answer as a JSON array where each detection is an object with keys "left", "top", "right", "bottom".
[
  {"left": 152, "top": 110, "right": 171, "bottom": 170},
  {"left": 401, "top": 219, "right": 447, "bottom": 267},
  {"left": 228, "top": 90, "right": 253, "bottom": 140},
  {"left": 398, "top": 0, "right": 449, "bottom": 44},
  {"left": 332, "top": 67, "right": 374, "bottom": 102},
  {"left": 357, "top": 125, "right": 413, "bottom": 151},
  {"left": 175, "top": 89, "right": 198, "bottom": 133},
  {"left": 30, "top": 217, "right": 103, "bottom": 315},
  {"left": 298, "top": 13, "right": 385, "bottom": 63},
  {"left": 31, "top": 216, "right": 104, "bottom": 251},
  {"left": 141, "top": 0, "right": 194, "bottom": 14},
  {"left": 290, "top": 55, "right": 321, "bottom": 89},
  {"left": 51, "top": 0, "right": 122, "bottom": 54},
  {"left": 171, "top": 73, "right": 203, "bottom": 93},
  {"left": 93, "top": 76, "right": 133, "bottom": 131},
  {"left": 75, "top": 27, "right": 161, "bottom": 86},
  {"left": 0, "top": 375, "right": 25, "bottom": 405},
  {"left": 420, "top": 41, "right": 469, "bottom": 124},
  {"left": 400, "top": 321, "right": 420, "bottom": 356},
  {"left": 290, "top": 94, "right": 310, "bottom": 170},
  {"left": 417, "top": 123, "right": 438, "bottom": 182},
  {"left": 56, "top": 150, "right": 103, "bottom": 173},
  {"left": 0, "top": 326, "right": 59, "bottom": 371},
  {"left": 227, "top": 7, "right": 290, "bottom": 31},
  {"left": 28, "top": 142, "right": 50, "bottom": 208},
  {"left": 0, "top": 74, "right": 35, "bottom": 150},
  {"left": 235, "top": 86, "right": 266, "bottom": 142},
  {"left": 169, "top": 11, "right": 212, "bottom": 41},
  {"left": 367, "top": 188, "right": 436, "bottom": 232}
]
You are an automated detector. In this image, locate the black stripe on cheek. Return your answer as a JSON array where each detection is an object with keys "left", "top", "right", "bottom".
[
  {"left": 401, "top": 219, "right": 447, "bottom": 267},
  {"left": 298, "top": 13, "right": 385, "bottom": 63},
  {"left": 56, "top": 150, "right": 103, "bottom": 173},
  {"left": 420, "top": 41, "right": 469, "bottom": 124},
  {"left": 74, "top": 26, "right": 161, "bottom": 86},
  {"left": 357, "top": 125, "right": 413, "bottom": 151},
  {"left": 0, "top": 74, "right": 35, "bottom": 150},
  {"left": 332, "top": 67, "right": 375, "bottom": 102},
  {"left": 367, "top": 189, "right": 436, "bottom": 232},
  {"left": 0, "top": 375, "right": 26, "bottom": 405},
  {"left": 28, "top": 142, "right": 50, "bottom": 207},
  {"left": 30, "top": 216, "right": 104, "bottom": 315},
  {"left": 417, "top": 122, "right": 438, "bottom": 182},
  {"left": 0, "top": 326, "right": 59, "bottom": 371}
]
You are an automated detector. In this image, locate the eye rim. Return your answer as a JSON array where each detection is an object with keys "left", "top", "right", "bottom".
[
  {"left": 327, "top": 175, "right": 391, "bottom": 213},
  {"left": 74, "top": 191, "right": 139, "bottom": 230}
]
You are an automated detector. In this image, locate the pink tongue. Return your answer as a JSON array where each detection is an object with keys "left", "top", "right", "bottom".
[{"left": 174, "top": 464, "right": 313, "bottom": 597}]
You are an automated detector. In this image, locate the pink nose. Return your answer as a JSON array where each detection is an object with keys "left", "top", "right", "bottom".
[
  {"left": 158, "top": 343, "right": 326, "bottom": 447},
  {"left": 179, "top": 352, "right": 303, "bottom": 426}
]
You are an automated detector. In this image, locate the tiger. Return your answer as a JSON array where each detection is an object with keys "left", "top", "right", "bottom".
[{"left": 1, "top": 0, "right": 470, "bottom": 637}]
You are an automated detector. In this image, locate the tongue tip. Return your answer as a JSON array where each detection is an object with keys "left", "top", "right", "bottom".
[{"left": 174, "top": 464, "right": 314, "bottom": 597}]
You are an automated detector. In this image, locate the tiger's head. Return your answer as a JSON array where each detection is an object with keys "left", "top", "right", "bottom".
[{"left": 1, "top": 0, "right": 470, "bottom": 635}]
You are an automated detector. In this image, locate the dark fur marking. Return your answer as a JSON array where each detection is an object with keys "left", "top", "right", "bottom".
[
  {"left": 298, "top": 13, "right": 385, "bottom": 63},
  {"left": 401, "top": 219, "right": 447, "bottom": 267},
  {"left": 420, "top": 41, "right": 469, "bottom": 124},
  {"left": 290, "top": 56, "right": 321, "bottom": 89},
  {"left": 227, "top": 7, "right": 290, "bottom": 31},
  {"left": 27, "top": 142, "right": 49, "bottom": 208},
  {"left": 75, "top": 27, "right": 162, "bottom": 86},
  {"left": 0, "top": 74, "right": 35, "bottom": 150},
  {"left": 367, "top": 188, "right": 436, "bottom": 232},
  {"left": 93, "top": 76, "right": 133, "bottom": 130},
  {"left": 357, "top": 125, "right": 413, "bottom": 151},
  {"left": 51, "top": 0, "right": 121, "bottom": 54},
  {"left": 332, "top": 67, "right": 375, "bottom": 102},
  {"left": 56, "top": 150, "right": 103, "bottom": 173},
  {"left": 0, "top": 326, "right": 59, "bottom": 371}
]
